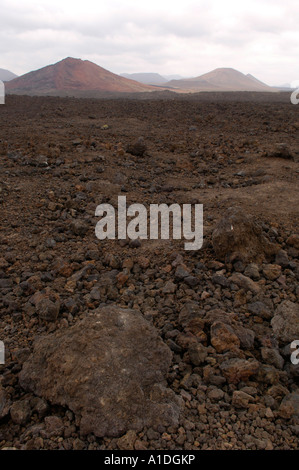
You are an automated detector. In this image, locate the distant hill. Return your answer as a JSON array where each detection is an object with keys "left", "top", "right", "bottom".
[
  {"left": 6, "top": 58, "right": 158, "bottom": 95},
  {"left": 0, "top": 68, "right": 18, "bottom": 82},
  {"left": 165, "top": 68, "right": 277, "bottom": 92},
  {"left": 120, "top": 72, "right": 168, "bottom": 85}
]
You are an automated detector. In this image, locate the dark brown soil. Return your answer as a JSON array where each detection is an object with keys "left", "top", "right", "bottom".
[{"left": 0, "top": 92, "right": 298, "bottom": 451}]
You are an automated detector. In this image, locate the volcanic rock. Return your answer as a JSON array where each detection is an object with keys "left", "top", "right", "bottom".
[
  {"left": 220, "top": 358, "right": 260, "bottom": 384},
  {"left": 19, "top": 305, "right": 182, "bottom": 437},
  {"left": 212, "top": 207, "right": 278, "bottom": 263},
  {"left": 271, "top": 300, "right": 299, "bottom": 344},
  {"left": 210, "top": 321, "right": 240, "bottom": 353}
]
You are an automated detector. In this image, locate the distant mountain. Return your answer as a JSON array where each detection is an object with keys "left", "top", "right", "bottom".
[
  {"left": 120, "top": 72, "right": 168, "bottom": 85},
  {"left": 6, "top": 58, "right": 157, "bottom": 95},
  {"left": 0, "top": 68, "right": 18, "bottom": 82},
  {"left": 164, "top": 74, "right": 185, "bottom": 81},
  {"left": 246, "top": 73, "right": 269, "bottom": 87},
  {"left": 165, "top": 68, "right": 276, "bottom": 92},
  {"left": 274, "top": 83, "right": 292, "bottom": 90}
]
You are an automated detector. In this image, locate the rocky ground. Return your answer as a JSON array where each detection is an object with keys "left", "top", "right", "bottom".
[{"left": 0, "top": 92, "right": 298, "bottom": 451}]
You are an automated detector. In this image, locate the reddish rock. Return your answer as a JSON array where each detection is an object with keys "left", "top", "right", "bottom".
[
  {"left": 210, "top": 321, "right": 240, "bottom": 353},
  {"left": 220, "top": 358, "right": 260, "bottom": 384}
]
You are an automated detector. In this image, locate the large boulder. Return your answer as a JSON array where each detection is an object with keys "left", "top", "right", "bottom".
[
  {"left": 212, "top": 207, "right": 278, "bottom": 263},
  {"left": 19, "top": 305, "right": 182, "bottom": 437}
]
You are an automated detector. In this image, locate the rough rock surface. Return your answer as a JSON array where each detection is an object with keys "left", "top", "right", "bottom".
[
  {"left": 271, "top": 301, "right": 299, "bottom": 344},
  {"left": 19, "top": 305, "right": 182, "bottom": 437},
  {"left": 212, "top": 206, "right": 278, "bottom": 263}
]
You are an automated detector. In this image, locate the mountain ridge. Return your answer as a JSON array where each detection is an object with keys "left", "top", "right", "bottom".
[
  {"left": 6, "top": 57, "right": 157, "bottom": 94},
  {"left": 0, "top": 68, "right": 18, "bottom": 82},
  {"left": 165, "top": 67, "right": 276, "bottom": 92}
]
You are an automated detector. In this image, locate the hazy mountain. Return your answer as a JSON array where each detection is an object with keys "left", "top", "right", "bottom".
[
  {"left": 164, "top": 74, "right": 184, "bottom": 81},
  {"left": 246, "top": 73, "right": 269, "bottom": 87},
  {"left": 6, "top": 57, "right": 157, "bottom": 95},
  {"left": 120, "top": 72, "right": 168, "bottom": 85},
  {"left": 0, "top": 68, "right": 18, "bottom": 82},
  {"left": 165, "top": 68, "right": 276, "bottom": 92}
]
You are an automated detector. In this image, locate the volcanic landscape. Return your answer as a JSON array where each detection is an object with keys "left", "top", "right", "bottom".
[{"left": 0, "top": 88, "right": 298, "bottom": 450}]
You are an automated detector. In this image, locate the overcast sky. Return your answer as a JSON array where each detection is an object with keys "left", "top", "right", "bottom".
[{"left": 0, "top": 0, "right": 298, "bottom": 85}]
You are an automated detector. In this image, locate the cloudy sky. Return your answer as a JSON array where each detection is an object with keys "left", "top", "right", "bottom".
[{"left": 0, "top": 0, "right": 298, "bottom": 85}]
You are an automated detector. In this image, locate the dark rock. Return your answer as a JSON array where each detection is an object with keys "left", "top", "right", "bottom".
[
  {"left": 233, "top": 325, "right": 255, "bottom": 350},
  {"left": 210, "top": 321, "right": 240, "bottom": 353},
  {"left": 278, "top": 392, "right": 299, "bottom": 419},
  {"left": 261, "top": 347, "right": 284, "bottom": 370},
  {"left": 262, "top": 264, "right": 282, "bottom": 281},
  {"left": 0, "top": 385, "right": 11, "bottom": 419},
  {"left": 174, "top": 264, "right": 190, "bottom": 280},
  {"left": 31, "top": 289, "right": 61, "bottom": 322},
  {"left": 126, "top": 138, "right": 147, "bottom": 157},
  {"left": 42, "top": 416, "right": 64, "bottom": 438},
  {"left": 244, "top": 263, "right": 260, "bottom": 280},
  {"left": 19, "top": 305, "right": 182, "bottom": 437},
  {"left": 248, "top": 301, "right": 272, "bottom": 320},
  {"left": 275, "top": 250, "right": 289, "bottom": 267},
  {"left": 220, "top": 358, "right": 260, "bottom": 384},
  {"left": 70, "top": 219, "right": 89, "bottom": 236},
  {"left": 229, "top": 272, "right": 260, "bottom": 294},
  {"left": 271, "top": 300, "right": 299, "bottom": 344},
  {"left": 232, "top": 390, "right": 254, "bottom": 408},
  {"left": 212, "top": 274, "right": 229, "bottom": 287},
  {"left": 178, "top": 302, "right": 204, "bottom": 328},
  {"left": 212, "top": 206, "right": 278, "bottom": 263},
  {"left": 188, "top": 343, "right": 208, "bottom": 366},
  {"left": 268, "top": 143, "right": 294, "bottom": 160},
  {"left": 10, "top": 398, "right": 31, "bottom": 425}
]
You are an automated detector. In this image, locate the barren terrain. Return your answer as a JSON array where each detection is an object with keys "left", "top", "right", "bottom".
[{"left": 0, "top": 92, "right": 298, "bottom": 451}]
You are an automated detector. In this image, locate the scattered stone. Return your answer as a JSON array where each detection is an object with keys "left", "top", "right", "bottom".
[
  {"left": 232, "top": 390, "right": 254, "bottom": 408},
  {"left": 117, "top": 430, "right": 137, "bottom": 450},
  {"left": 174, "top": 264, "right": 190, "bottom": 280},
  {"left": 162, "top": 281, "right": 177, "bottom": 294},
  {"left": 10, "top": 398, "right": 31, "bottom": 425},
  {"left": 278, "top": 392, "right": 299, "bottom": 419},
  {"left": 188, "top": 343, "right": 208, "bottom": 366},
  {"left": 70, "top": 219, "right": 89, "bottom": 236},
  {"left": 208, "top": 388, "right": 224, "bottom": 402},
  {"left": 244, "top": 263, "right": 260, "bottom": 280},
  {"left": 220, "top": 358, "right": 260, "bottom": 384},
  {"left": 126, "top": 137, "right": 147, "bottom": 157},
  {"left": 286, "top": 234, "right": 299, "bottom": 250},
  {"left": 267, "top": 143, "right": 295, "bottom": 160},
  {"left": 43, "top": 416, "right": 64, "bottom": 438},
  {"left": 233, "top": 325, "right": 255, "bottom": 350},
  {"left": 210, "top": 321, "right": 240, "bottom": 353},
  {"left": 230, "top": 272, "right": 261, "bottom": 294},
  {"left": 275, "top": 250, "right": 289, "bottom": 267},
  {"left": 31, "top": 288, "right": 61, "bottom": 322},
  {"left": 0, "top": 385, "right": 11, "bottom": 419},
  {"left": 247, "top": 301, "right": 272, "bottom": 320},
  {"left": 262, "top": 264, "right": 282, "bottom": 281},
  {"left": 261, "top": 347, "right": 284, "bottom": 370}
]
